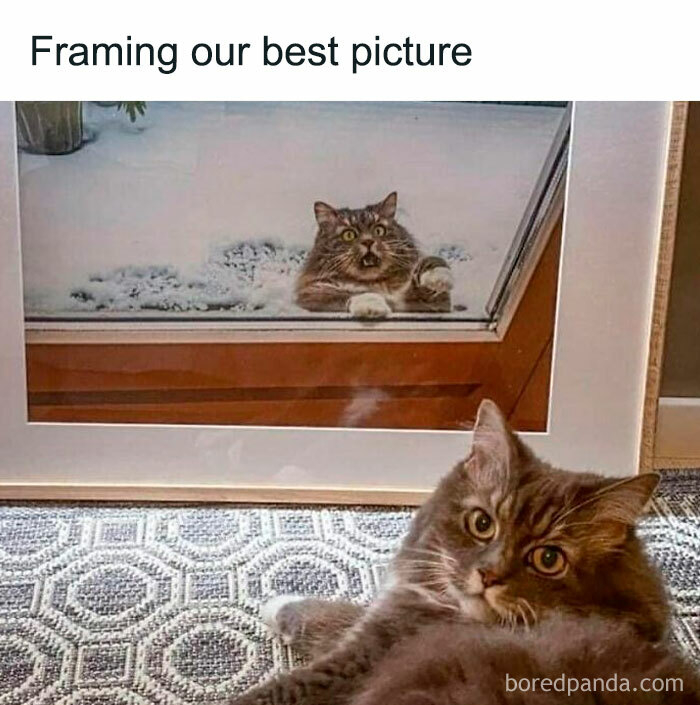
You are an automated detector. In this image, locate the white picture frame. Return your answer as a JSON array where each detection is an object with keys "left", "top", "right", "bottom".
[{"left": 0, "top": 101, "right": 675, "bottom": 504}]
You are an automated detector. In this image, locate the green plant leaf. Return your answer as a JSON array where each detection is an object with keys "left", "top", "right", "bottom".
[{"left": 117, "top": 101, "right": 147, "bottom": 123}]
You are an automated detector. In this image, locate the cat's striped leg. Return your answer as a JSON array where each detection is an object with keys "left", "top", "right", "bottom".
[
  {"left": 228, "top": 594, "right": 450, "bottom": 705},
  {"left": 404, "top": 256, "right": 453, "bottom": 313}
]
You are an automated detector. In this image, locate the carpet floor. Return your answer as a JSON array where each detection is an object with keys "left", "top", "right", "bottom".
[{"left": 0, "top": 469, "right": 698, "bottom": 704}]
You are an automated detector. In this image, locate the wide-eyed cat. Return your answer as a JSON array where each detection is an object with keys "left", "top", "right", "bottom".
[
  {"left": 221, "top": 400, "right": 698, "bottom": 705},
  {"left": 295, "top": 192, "right": 453, "bottom": 318}
]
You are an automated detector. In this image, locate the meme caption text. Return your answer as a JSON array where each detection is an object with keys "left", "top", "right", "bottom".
[{"left": 31, "top": 35, "right": 473, "bottom": 75}]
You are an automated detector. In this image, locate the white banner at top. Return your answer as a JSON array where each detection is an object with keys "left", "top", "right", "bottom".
[{"left": 0, "top": 0, "right": 696, "bottom": 99}]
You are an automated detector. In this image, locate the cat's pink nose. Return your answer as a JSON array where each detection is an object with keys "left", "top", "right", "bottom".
[{"left": 479, "top": 569, "right": 501, "bottom": 588}]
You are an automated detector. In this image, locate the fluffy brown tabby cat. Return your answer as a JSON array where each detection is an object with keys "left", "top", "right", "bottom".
[
  {"left": 223, "top": 400, "right": 699, "bottom": 705},
  {"left": 295, "top": 192, "right": 453, "bottom": 318}
]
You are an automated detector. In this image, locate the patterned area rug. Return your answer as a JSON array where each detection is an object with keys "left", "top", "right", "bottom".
[{"left": 0, "top": 469, "right": 698, "bottom": 704}]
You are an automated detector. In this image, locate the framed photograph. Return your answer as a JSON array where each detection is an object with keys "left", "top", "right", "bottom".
[
  {"left": 0, "top": 101, "right": 675, "bottom": 503},
  {"left": 20, "top": 101, "right": 569, "bottom": 432}
]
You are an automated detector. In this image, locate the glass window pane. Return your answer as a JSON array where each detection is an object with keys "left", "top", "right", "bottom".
[{"left": 19, "top": 101, "right": 568, "bottom": 327}]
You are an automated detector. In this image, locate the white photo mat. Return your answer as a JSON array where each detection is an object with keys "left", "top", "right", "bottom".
[{"left": 0, "top": 101, "right": 673, "bottom": 503}]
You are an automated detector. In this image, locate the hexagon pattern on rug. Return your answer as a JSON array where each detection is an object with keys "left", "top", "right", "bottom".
[{"left": 0, "top": 471, "right": 697, "bottom": 704}]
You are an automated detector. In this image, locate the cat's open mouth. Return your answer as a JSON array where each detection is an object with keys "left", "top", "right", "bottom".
[{"left": 360, "top": 253, "right": 381, "bottom": 268}]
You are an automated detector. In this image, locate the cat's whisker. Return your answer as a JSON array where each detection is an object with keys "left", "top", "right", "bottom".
[
  {"left": 403, "top": 582, "right": 461, "bottom": 613},
  {"left": 388, "top": 256, "right": 416, "bottom": 267},
  {"left": 401, "top": 573, "right": 448, "bottom": 587},
  {"left": 393, "top": 561, "right": 446, "bottom": 575},
  {"left": 397, "top": 551, "right": 446, "bottom": 561},
  {"left": 394, "top": 558, "right": 444, "bottom": 566},
  {"left": 406, "top": 546, "right": 458, "bottom": 564},
  {"left": 395, "top": 559, "right": 442, "bottom": 568},
  {"left": 397, "top": 560, "right": 453, "bottom": 575},
  {"left": 395, "top": 565, "right": 448, "bottom": 585},
  {"left": 516, "top": 602, "right": 530, "bottom": 631},
  {"left": 520, "top": 598, "right": 538, "bottom": 626},
  {"left": 413, "top": 572, "right": 450, "bottom": 586},
  {"left": 409, "top": 548, "right": 456, "bottom": 562},
  {"left": 396, "top": 568, "right": 443, "bottom": 577},
  {"left": 555, "top": 520, "right": 603, "bottom": 530}
]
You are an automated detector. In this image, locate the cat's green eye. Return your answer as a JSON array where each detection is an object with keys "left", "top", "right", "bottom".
[
  {"left": 528, "top": 546, "right": 567, "bottom": 576},
  {"left": 341, "top": 229, "right": 357, "bottom": 242},
  {"left": 373, "top": 224, "right": 386, "bottom": 237},
  {"left": 465, "top": 508, "right": 496, "bottom": 540}
]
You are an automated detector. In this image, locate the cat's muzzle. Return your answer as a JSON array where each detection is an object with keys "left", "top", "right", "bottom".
[{"left": 360, "top": 252, "right": 381, "bottom": 268}]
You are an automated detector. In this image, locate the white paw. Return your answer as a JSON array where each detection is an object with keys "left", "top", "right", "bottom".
[
  {"left": 260, "top": 594, "right": 305, "bottom": 639},
  {"left": 348, "top": 293, "right": 391, "bottom": 319},
  {"left": 420, "top": 267, "right": 453, "bottom": 293}
]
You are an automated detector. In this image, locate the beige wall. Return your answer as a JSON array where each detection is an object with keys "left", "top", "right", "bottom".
[{"left": 661, "top": 102, "right": 700, "bottom": 397}]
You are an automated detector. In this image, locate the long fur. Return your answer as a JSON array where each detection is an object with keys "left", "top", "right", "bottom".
[{"left": 223, "top": 400, "right": 696, "bottom": 705}]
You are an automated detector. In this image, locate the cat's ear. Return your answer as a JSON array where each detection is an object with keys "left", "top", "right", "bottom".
[
  {"left": 472, "top": 399, "right": 511, "bottom": 452},
  {"left": 568, "top": 473, "right": 660, "bottom": 547},
  {"left": 376, "top": 191, "right": 398, "bottom": 219},
  {"left": 464, "top": 399, "right": 520, "bottom": 484},
  {"left": 314, "top": 201, "right": 338, "bottom": 226}
]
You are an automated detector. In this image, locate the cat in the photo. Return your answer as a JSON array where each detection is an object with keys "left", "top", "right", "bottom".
[
  {"left": 295, "top": 192, "right": 453, "bottom": 318},
  {"left": 223, "top": 400, "right": 700, "bottom": 705}
]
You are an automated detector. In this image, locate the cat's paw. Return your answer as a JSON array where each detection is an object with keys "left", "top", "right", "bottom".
[
  {"left": 419, "top": 266, "right": 453, "bottom": 294},
  {"left": 260, "top": 595, "right": 306, "bottom": 644},
  {"left": 348, "top": 293, "right": 391, "bottom": 319}
]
